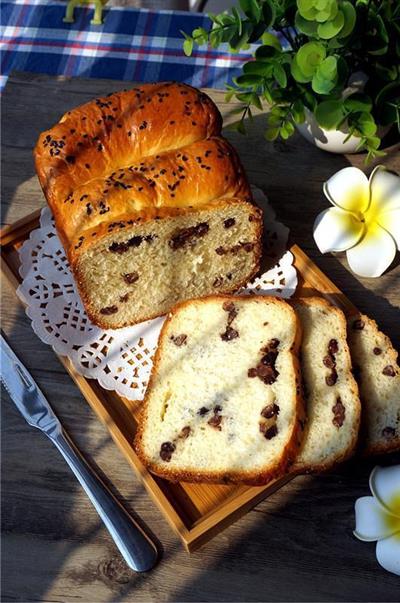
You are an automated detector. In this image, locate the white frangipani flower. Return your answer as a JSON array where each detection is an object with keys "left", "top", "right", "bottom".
[
  {"left": 354, "top": 465, "right": 400, "bottom": 576},
  {"left": 313, "top": 166, "right": 400, "bottom": 278}
]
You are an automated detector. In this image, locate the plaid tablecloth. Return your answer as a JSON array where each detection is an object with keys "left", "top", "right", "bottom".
[{"left": 1, "top": 0, "right": 256, "bottom": 91}]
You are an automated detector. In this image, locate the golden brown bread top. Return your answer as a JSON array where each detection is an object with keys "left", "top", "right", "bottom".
[
  {"left": 35, "top": 82, "right": 222, "bottom": 205},
  {"left": 34, "top": 82, "right": 251, "bottom": 257},
  {"left": 56, "top": 137, "right": 250, "bottom": 246}
]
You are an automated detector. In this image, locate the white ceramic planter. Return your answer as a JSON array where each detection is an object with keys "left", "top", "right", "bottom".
[
  {"left": 296, "top": 108, "right": 365, "bottom": 154},
  {"left": 295, "top": 72, "right": 390, "bottom": 154}
]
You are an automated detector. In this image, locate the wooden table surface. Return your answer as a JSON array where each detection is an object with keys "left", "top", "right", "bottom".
[{"left": 1, "top": 72, "right": 399, "bottom": 603}]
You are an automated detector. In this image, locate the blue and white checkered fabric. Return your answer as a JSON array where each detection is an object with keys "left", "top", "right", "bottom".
[{"left": 1, "top": 0, "right": 265, "bottom": 91}]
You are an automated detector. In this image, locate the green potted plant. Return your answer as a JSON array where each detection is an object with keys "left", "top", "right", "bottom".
[{"left": 182, "top": 0, "right": 400, "bottom": 160}]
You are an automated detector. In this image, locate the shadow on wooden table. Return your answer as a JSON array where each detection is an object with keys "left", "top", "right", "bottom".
[
  {"left": 167, "top": 457, "right": 400, "bottom": 603},
  {"left": 2, "top": 72, "right": 399, "bottom": 602}
]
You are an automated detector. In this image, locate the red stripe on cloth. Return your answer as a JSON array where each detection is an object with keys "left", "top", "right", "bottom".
[
  {"left": 133, "top": 10, "right": 156, "bottom": 81},
  {"left": 1, "top": 36, "right": 247, "bottom": 64},
  {"left": 15, "top": 1, "right": 30, "bottom": 29},
  {"left": 64, "top": 11, "right": 90, "bottom": 77}
]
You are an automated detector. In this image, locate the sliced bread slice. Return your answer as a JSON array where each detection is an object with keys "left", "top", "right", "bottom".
[
  {"left": 134, "top": 295, "right": 304, "bottom": 485},
  {"left": 347, "top": 314, "right": 400, "bottom": 455},
  {"left": 292, "top": 297, "right": 361, "bottom": 473}
]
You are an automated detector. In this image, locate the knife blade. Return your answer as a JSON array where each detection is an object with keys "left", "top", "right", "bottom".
[{"left": 1, "top": 333, "right": 158, "bottom": 572}]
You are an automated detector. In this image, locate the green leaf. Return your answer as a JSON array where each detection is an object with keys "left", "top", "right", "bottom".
[
  {"left": 326, "top": 0, "right": 339, "bottom": 20},
  {"left": 273, "top": 64, "right": 287, "bottom": 87},
  {"left": 366, "top": 135, "right": 381, "bottom": 150},
  {"left": 183, "top": 37, "right": 194, "bottom": 56},
  {"left": 368, "top": 45, "right": 389, "bottom": 57},
  {"left": 236, "top": 73, "right": 264, "bottom": 87},
  {"left": 280, "top": 127, "right": 290, "bottom": 140},
  {"left": 317, "top": 10, "right": 345, "bottom": 39},
  {"left": 219, "top": 24, "right": 239, "bottom": 44},
  {"left": 239, "top": 0, "right": 262, "bottom": 22},
  {"left": 220, "top": 13, "right": 236, "bottom": 26},
  {"left": 379, "top": 100, "right": 400, "bottom": 126},
  {"left": 312, "top": 73, "right": 336, "bottom": 94},
  {"left": 327, "top": 37, "right": 345, "bottom": 49},
  {"left": 315, "top": 0, "right": 339, "bottom": 23},
  {"left": 291, "top": 56, "right": 312, "bottom": 83},
  {"left": 225, "top": 87, "right": 236, "bottom": 102},
  {"left": 265, "top": 127, "right": 280, "bottom": 141},
  {"left": 296, "top": 42, "right": 326, "bottom": 77},
  {"left": 235, "top": 92, "right": 253, "bottom": 103},
  {"left": 255, "top": 44, "right": 279, "bottom": 60},
  {"left": 374, "top": 63, "right": 399, "bottom": 83},
  {"left": 344, "top": 93, "right": 373, "bottom": 113},
  {"left": 283, "top": 120, "right": 295, "bottom": 136},
  {"left": 231, "top": 7, "right": 243, "bottom": 36},
  {"left": 229, "top": 21, "right": 252, "bottom": 50},
  {"left": 262, "top": 0, "right": 276, "bottom": 29},
  {"left": 337, "top": 1, "right": 356, "bottom": 38},
  {"left": 248, "top": 22, "right": 268, "bottom": 43},
  {"left": 209, "top": 28, "right": 223, "bottom": 48},
  {"left": 292, "top": 99, "right": 306, "bottom": 123},
  {"left": 192, "top": 27, "right": 208, "bottom": 44},
  {"left": 250, "top": 92, "right": 263, "bottom": 110},
  {"left": 297, "top": 0, "right": 317, "bottom": 21},
  {"left": 317, "top": 56, "right": 337, "bottom": 79},
  {"left": 315, "top": 99, "right": 345, "bottom": 129},
  {"left": 294, "top": 11, "right": 319, "bottom": 36},
  {"left": 263, "top": 87, "right": 273, "bottom": 103},
  {"left": 375, "top": 82, "right": 400, "bottom": 125},
  {"left": 261, "top": 32, "right": 282, "bottom": 51},
  {"left": 355, "top": 112, "right": 378, "bottom": 136},
  {"left": 355, "top": 136, "right": 367, "bottom": 152},
  {"left": 243, "top": 60, "right": 273, "bottom": 76},
  {"left": 302, "top": 88, "right": 318, "bottom": 111},
  {"left": 268, "top": 113, "right": 283, "bottom": 126},
  {"left": 366, "top": 15, "right": 389, "bottom": 55},
  {"left": 312, "top": 55, "right": 338, "bottom": 94}
]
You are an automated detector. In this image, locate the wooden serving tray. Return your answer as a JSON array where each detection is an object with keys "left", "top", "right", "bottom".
[{"left": 1, "top": 209, "right": 358, "bottom": 551}]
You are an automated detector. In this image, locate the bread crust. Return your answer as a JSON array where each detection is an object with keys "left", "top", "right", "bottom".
[
  {"left": 34, "top": 82, "right": 222, "bottom": 213},
  {"left": 347, "top": 312, "right": 400, "bottom": 457},
  {"left": 34, "top": 82, "right": 258, "bottom": 329},
  {"left": 73, "top": 198, "right": 263, "bottom": 329},
  {"left": 134, "top": 295, "right": 305, "bottom": 485},
  {"left": 290, "top": 296, "right": 361, "bottom": 475},
  {"left": 39, "top": 135, "right": 252, "bottom": 252}
]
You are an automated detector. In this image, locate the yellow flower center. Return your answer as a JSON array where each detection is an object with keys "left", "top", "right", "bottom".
[
  {"left": 363, "top": 203, "right": 381, "bottom": 227},
  {"left": 383, "top": 493, "right": 400, "bottom": 540}
]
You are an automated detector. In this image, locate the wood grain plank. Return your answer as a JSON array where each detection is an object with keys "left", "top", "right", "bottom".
[
  {"left": 2, "top": 71, "right": 399, "bottom": 603},
  {"left": 2, "top": 216, "right": 376, "bottom": 553}
]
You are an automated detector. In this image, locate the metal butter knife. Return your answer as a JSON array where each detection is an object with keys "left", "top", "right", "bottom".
[{"left": 1, "top": 334, "right": 158, "bottom": 572}]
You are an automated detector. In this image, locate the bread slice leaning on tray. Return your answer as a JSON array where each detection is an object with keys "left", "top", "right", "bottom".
[
  {"left": 134, "top": 295, "right": 305, "bottom": 485},
  {"left": 347, "top": 313, "right": 400, "bottom": 456},
  {"left": 291, "top": 297, "right": 361, "bottom": 474},
  {"left": 34, "top": 82, "right": 263, "bottom": 329}
]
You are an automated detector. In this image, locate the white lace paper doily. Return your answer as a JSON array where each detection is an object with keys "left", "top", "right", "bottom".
[{"left": 17, "top": 187, "right": 298, "bottom": 400}]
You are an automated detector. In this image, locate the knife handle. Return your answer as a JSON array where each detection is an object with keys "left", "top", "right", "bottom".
[{"left": 50, "top": 428, "right": 158, "bottom": 572}]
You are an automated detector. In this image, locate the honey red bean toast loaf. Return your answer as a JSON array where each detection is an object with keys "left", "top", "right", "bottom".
[
  {"left": 292, "top": 298, "right": 361, "bottom": 473},
  {"left": 34, "top": 82, "right": 261, "bottom": 328},
  {"left": 347, "top": 313, "right": 400, "bottom": 455},
  {"left": 134, "top": 295, "right": 304, "bottom": 485}
]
